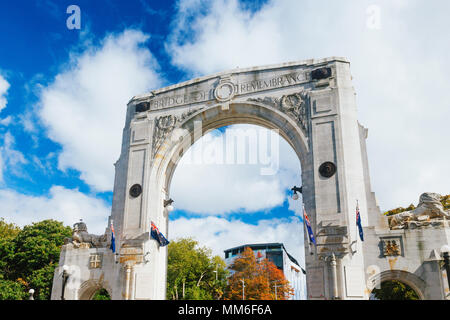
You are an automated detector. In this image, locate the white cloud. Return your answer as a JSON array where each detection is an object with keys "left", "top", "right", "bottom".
[
  {"left": 169, "top": 215, "right": 305, "bottom": 267},
  {"left": 0, "top": 74, "right": 10, "bottom": 112},
  {"left": 167, "top": 0, "right": 450, "bottom": 211},
  {"left": 0, "top": 116, "right": 12, "bottom": 126},
  {"left": 37, "top": 29, "right": 163, "bottom": 191},
  {"left": 0, "top": 186, "right": 110, "bottom": 235},
  {"left": 170, "top": 124, "right": 301, "bottom": 214},
  {"left": 0, "top": 131, "right": 28, "bottom": 182}
]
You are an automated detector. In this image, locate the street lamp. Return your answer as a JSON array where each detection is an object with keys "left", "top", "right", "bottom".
[
  {"left": 272, "top": 280, "right": 281, "bottom": 300},
  {"left": 28, "top": 289, "right": 34, "bottom": 300},
  {"left": 240, "top": 279, "right": 245, "bottom": 300},
  {"left": 164, "top": 198, "right": 174, "bottom": 212},
  {"left": 61, "top": 265, "right": 70, "bottom": 300},
  {"left": 291, "top": 186, "right": 302, "bottom": 200},
  {"left": 441, "top": 244, "right": 450, "bottom": 290}
]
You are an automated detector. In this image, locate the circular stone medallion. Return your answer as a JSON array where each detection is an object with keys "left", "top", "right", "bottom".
[
  {"left": 319, "top": 162, "right": 337, "bottom": 178},
  {"left": 129, "top": 184, "right": 142, "bottom": 197},
  {"left": 214, "top": 81, "right": 236, "bottom": 102}
]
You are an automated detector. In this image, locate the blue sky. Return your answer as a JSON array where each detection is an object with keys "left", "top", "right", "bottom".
[{"left": 1, "top": 0, "right": 449, "bottom": 266}]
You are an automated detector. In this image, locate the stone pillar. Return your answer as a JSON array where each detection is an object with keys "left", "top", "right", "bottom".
[
  {"left": 330, "top": 254, "right": 339, "bottom": 299},
  {"left": 124, "top": 263, "right": 133, "bottom": 300}
]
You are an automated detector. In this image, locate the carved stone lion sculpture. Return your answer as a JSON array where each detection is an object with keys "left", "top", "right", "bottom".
[
  {"left": 64, "top": 221, "right": 108, "bottom": 248},
  {"left": 389, "top": 192, "right": 449, "bottom": 229}
]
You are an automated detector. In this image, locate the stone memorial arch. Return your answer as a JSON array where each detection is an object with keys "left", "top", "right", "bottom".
[{"left": 50, "top": 57, "right": 449, "bottom": 300}]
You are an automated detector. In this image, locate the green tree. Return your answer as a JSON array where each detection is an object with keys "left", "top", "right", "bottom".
[
  {"left": 372, "top": 280, "right": 420, "bottom": 300},
  {"left": 0, "top": 219, "right": 72, "bottom": 300},
  {"left": 91, "top": 288, "right": 111, "bottom": 300},
  {"left": 12, "top": 220, "right": 72, "bottom": 277},
  {"left": 0, "top": 278, "right": 28, "bottom": 300},
  {"left": 0, "top": 218, "right": 20, "bottom": 239},
  {"left": 167, "top": 237, "right": 228, "bottom": 300}
]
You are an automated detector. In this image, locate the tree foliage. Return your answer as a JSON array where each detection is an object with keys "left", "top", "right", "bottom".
[
  {"left": 224, "top": 247, "right": 293, "bottom": 300},
  {"left": 0, "top": 279, "right": 28, "bottom": 300},
  {"left": 371, "top": 280, "right": 419, "bottom": 300},
  {"left": 167, "top": 237, "right": 228, "bottom": 300},
  {"left": 0, "top": 219, "right": 72, "bottom": 300},
  {"left": 91, "top": 288, "right": 111, "bottom": 300}
]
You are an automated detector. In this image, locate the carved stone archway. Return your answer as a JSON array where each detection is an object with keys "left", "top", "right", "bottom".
[
  {"left": 105, "top": 57, "right": 380, "bottom": 300},
  {"left": 78, "top": 279, "right": 112, "bottom": 300},
  {"left": 52, "top": 57, "right": 387, "bottom": 300},
  {"left": 367, "top": 270, "right": 426, "bottom": 300}
]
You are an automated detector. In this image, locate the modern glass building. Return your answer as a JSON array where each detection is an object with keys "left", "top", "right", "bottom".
[{"left": 224, "top": 243, "right": 306, "bottom": 300}]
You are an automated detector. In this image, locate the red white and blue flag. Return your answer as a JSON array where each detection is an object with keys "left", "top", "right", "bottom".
[
  {"left": 110, "top": 221, "right": 116, "bottom": 253},
  {"left": 356, "top": 203, "right": 364, "bottom": 241},
  {"left": 303, "top": 206, "right": 316, "bottom": 245},
  {"left": 150, "top": 221, "right": 170, "bottom": 247}
]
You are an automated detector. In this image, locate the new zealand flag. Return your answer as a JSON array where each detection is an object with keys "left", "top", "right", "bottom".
[
  {"left": 356, "top": 204, "right": 364, "bottom": 241},
  {"left": 150, "top": 221, "right": 170, "bottom": 247},
  {"left": 303, "top": 207, "right": 316, "bottom": 245},
  {"left": 110, "top": 221, "right": 116, "bottom": 253}
]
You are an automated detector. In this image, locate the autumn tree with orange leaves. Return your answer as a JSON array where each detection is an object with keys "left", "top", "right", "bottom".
[{"left": 224, "top": 247, "right": 294, "bottom": 300}]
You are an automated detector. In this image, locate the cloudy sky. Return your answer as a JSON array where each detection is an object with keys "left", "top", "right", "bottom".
[{"left": 0, "top": 0, "right": 449, "bottom": 267}]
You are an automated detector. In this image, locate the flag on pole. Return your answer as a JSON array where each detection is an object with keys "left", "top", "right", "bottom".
[
  {"left": 150, "top": 221, "right": 170, "bottom": 247},
  {"left": 110, "top": 220, "right": 116, "bottom": 253},
  {"left": 303, "top": 205, "right": 316, "bottom": 245},
  {"left": 356, "top": 202, "right": 364, "bottom": 241}
]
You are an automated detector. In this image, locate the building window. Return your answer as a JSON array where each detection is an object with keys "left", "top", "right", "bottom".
[
  {"left": 89, "top": 253, "right": 103, "bottom": 269},
  {"left": 266, "top": 251, "right": 283, "bottom": 270}
]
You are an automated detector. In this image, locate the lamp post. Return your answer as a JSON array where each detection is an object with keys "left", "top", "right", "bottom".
[
  {"left": 28, "top": 289, "right": 34, "bottom": 300},
  {"left": 272, "top": 280, "right": 280, "bottom": 300},
  {"left": 291, "top": 186, "right": 302, "bottom": 200},
  {"left": 240, "top": 279, "right": 245, "bottom": 300},
  {"left": 441, "top": 244, "right": 450, "bottom": 291},
  {"left": 164, "top": 198, "right": 174, "bottom": 212},
  {"left": 61, "top": 265, "right": 70, "bottom": 300}
]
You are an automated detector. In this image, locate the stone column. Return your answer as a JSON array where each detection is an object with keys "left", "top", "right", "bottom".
[
  {"left": 330, "top": 254, "right": 339, "bottom": 299},
  {"left": 124, "top": 263, "right": 133, "bottom": 300}
]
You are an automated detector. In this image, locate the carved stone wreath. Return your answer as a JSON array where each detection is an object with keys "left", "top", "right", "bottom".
[
  {"left": 152, "top": 115, "right": 176, "bottom": 158},
  {"left": 247, "top": 91, "right": 309, "bottom": 133},
  {"left": 151, "top": 107, "right": 204, "bottom": 158}
]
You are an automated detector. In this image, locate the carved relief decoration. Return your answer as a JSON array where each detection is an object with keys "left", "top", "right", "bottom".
[
  {"left": 380, "top": 237, "right": 403, "bottom": 257},
  {"left": 152, "top": 108, "right": 204, "bottom": 158},
  {"left": 152, "top": 115, "right": 177, "bottom": 158},
  {"left": 247, "top": 91, "right": 309, "bottom": 134}
]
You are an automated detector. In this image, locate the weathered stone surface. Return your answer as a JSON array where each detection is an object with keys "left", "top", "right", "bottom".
[
  {"left": 63, "top": 221, "right": 109, "bottom": 249},
  {"left": 389, "top": 192, "right": 449, "bottom": 229}
]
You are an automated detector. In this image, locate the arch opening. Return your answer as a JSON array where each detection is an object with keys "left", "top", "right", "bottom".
[
  {"left": 90, "top": 288, "right": 111, "bottom": 300},
  {"left": 78, "top": 280, "right": 112, "bottom": 300},
  {"left": 368, "top": 270, "right": 426, "bottom": 300},
  {"left": 370, "top": 280, "right": 420, "bottom": 300},
  {"left": 165, "top": 120, "right": 307, "bottom": 300}
]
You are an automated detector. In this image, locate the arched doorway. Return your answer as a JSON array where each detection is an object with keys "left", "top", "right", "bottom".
[
  {"left": 152, "top": 103, "right": 310, "bottom": 299},
  {"left": 78, "top": 280, "right": 112, "bottom": 300},
  {"left": 371, "top": 280, "right": 420, "bottom": 300},
  {"left": 368, "top": 270, "right": 426, "bottom": 300},
  {"left": 167, "top": 123, "right": 305, "bottom": 300}
]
